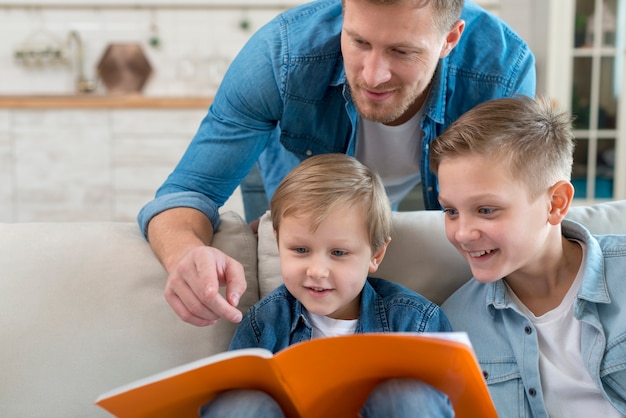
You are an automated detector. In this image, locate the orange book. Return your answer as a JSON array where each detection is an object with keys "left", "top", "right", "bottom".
[{"left": 95, "top": 332, "right": 496, "bottom": 418}]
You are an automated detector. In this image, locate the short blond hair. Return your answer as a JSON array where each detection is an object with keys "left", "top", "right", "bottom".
[
  {"left": 341, "top": 0, "right": 463, "bottom": 33},
  {"left": 270, "top": 154, "right": 391, "bottom": 252},
  {"left": 430, "top": 96, "right": 575, "bottom": 199}
]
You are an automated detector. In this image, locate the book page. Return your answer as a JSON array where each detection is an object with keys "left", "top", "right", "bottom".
[
  {"left": 96, "top": 347, "right": 300, "bottom": 418},
  {"left": 274, "top": 332, "right": 495, "bottom": 418},
  {"left": 96, "top": 348, "right": 271, "bottom": 401}
]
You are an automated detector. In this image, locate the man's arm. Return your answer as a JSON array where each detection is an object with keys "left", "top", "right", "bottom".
[{"left": 147, "top": 207, "right": 246, "bottom": 326}]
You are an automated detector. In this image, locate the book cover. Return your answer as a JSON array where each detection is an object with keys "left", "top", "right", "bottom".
[{"left": 96, "top": 332, "right": 496, "bottom": 418}]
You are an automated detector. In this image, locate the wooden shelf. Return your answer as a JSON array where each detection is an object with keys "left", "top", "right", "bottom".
[{"left": 0, "top": 95, "right": 213, "bottom": 109}]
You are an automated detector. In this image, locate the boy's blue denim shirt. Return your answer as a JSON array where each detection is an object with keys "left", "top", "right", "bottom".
[
  {"left": 229, "top": 277, "right": 452, "bottom": 353},
  {"left": 137, "top": 0, "right": 536, "bottom": 235},
  {"left": 442, "top": 220, "right": 626, "bottom": 417}
]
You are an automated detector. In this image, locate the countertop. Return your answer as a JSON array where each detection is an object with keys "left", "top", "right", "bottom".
[{"left": 0, "top": 95, "right": 213, "bottom": 109}]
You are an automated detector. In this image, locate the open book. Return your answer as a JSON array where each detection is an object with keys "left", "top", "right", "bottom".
[{"left": 95, "top": 332, "right": 496, "bottom": 418}]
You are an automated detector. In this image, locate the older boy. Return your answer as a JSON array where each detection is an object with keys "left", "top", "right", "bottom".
[
  {"left": 430, "top": 96, "right": 626, "bottom": 417},
  {"left": 201, "top": 154, "right": 453, "bottom": 417}
]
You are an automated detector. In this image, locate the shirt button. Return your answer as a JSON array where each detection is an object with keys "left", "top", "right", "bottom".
[
  {"left": 524, "top": 326, "right": 532, "bottom": 334},
  {"left": 305, "top": 150, "right": 313, "bottom": 156},
  {"left": 528, "top": 388, "right": 537, "bottom": 397},
  {"left": 482, "top": 370, "right": 489, "bottom": 380}
]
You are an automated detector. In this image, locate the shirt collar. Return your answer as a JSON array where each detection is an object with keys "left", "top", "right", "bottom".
[
  {"left": 423, "top": 60, "right": 447, "bottom": 125},
  {"left": 290, "top": 292, "right": 309, "bottom": 333},
  {"left": 562, "top": 219, "right": 610, "bottom": 304},
  {"left": 355, "top": 279, "right": 386, "bottom": 332},
  {"left": 331, "top": 55, "right": 346, "bottom": 87}
]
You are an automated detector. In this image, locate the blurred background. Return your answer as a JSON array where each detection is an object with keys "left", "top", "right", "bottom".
[{"left": 0, "top": 0, "right": 624, "bottom": 222}]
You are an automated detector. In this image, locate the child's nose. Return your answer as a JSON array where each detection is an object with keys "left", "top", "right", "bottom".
[
  {"left": 455, "top": 217, "right": 480, "bottom": 242},
  {"left": 306, "top": 256, "right": 329, "bottom": 279}
]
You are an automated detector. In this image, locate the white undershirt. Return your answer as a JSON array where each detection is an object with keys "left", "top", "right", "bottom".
[
  {"left": 507, "top": 242, "right": 623, "bottom": 417},
  {"left": 304, "top": 310, "right": 358, "bottom": 339},
  {"left": 355, "top": 111, "right": 424, "bottom": 207}
]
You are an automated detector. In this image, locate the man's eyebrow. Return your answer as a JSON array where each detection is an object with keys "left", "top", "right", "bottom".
[{"left": 343, "top": 28, "right": 421, "bottom": 50}]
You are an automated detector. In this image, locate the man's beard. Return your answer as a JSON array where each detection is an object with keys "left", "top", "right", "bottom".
[{"left": 347, "top": 80, "right": 422, "bottom": 125}]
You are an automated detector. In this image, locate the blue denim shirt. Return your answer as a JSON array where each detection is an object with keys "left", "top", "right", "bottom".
[
  {"left": 137, "top": 0, "right": 536, "bottom": 234},
  {"left": 442, "top": 220, "right": 626, "bottom": 417},
  {"left": 229, "top": 277, "right": 452, "bottom": 353}
]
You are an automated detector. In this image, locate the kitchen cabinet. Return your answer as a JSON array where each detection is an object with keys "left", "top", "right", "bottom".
[{"left": 544, "top": 0, "right": 626, "bottom": 204}]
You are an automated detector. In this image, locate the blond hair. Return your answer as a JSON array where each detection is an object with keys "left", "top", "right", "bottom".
[
  {"left": 270, "top": 154, "right": 391, "bottom": 252},
  {"left": 429, "top": 96, "right": 575, "bottom": 199},
  {"left": 341, "top": 0, "right": 463, "bottom": 33}
]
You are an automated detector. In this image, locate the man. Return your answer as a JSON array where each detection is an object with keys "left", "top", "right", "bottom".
[{"left": 138, "top": 0, "right": 536, "bottom": 326}]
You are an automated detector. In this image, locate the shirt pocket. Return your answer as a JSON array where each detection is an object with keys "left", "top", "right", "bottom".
[{"left": 480, "top": 358, "right": 530, "bottom": 418}]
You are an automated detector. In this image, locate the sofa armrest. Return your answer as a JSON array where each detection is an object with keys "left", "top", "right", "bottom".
[{"left": 0, "top": 211, "right": 258, "bottom": 417}]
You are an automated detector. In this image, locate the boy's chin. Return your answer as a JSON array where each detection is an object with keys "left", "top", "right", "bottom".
[{"left": 470, "top": 271, "right": 502, "bottom": 284}]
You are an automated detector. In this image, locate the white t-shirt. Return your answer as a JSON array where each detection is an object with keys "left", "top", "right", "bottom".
[
  {"left": 304, "top": 310, "right": 358, "bottom": 339},
  {"left": 508, "top": 242, "right": 624, "bottom": 417},
  {"left": 355, "top": 111, "right": 424, "bottom": 206}
]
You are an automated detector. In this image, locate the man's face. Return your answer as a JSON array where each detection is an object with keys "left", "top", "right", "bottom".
[{"left": 341, "top": 0, "right": 461, "bottom": 126}]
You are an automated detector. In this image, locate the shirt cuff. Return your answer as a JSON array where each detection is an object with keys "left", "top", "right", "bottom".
[{"left": 137, "top": 191, "right": 221, "bottom": 239}]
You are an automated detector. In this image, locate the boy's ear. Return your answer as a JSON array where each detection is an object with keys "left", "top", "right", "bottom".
[
  {"left": 369, "top": 237, "right": 391, "bottom": 273},
  {"left": 547, "top": 180, "right": 574, "bottom": 225}
]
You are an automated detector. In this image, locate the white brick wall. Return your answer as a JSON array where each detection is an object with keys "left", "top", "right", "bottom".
[
  {"left": 0, "top": 0, "right": 510, "bottom": 222},
  {"left": 0, "top": 1, "right": 506, "bottom": 96},
  {"left": 0, "top": 4, "right": 294, "bottom": 96},
  {"left": 0, "top": 107, "right": 244, "bottom": 222}
]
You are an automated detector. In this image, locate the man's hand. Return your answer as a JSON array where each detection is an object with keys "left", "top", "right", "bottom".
[
  {"left": 146, "top": 207, "right": 247, "bottom": 326},
  {"left": 164, "top": 245, "right": 246, "bottom": 326}
]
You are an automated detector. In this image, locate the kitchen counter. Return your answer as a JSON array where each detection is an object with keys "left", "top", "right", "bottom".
[{"left": 0, "top": 95, "right": 213, "bottom": 109}]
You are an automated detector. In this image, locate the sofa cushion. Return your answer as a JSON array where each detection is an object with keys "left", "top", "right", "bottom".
[
  {"left": 257, "top": 209, "right": 469, "bottom": 305},
  {"left": 566, "top": 200, "right": 626, "bottom": 235},
  {"left": 0, "top": 211, "right": 257, "bottom": 418},
  {"left": 257, "top": 200, "right": 626, "bottom": 305}
]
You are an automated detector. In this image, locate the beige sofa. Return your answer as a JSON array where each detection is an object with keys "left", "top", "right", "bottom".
[{"left": 2, "top": 200, "right": 625, "bottom": 417}]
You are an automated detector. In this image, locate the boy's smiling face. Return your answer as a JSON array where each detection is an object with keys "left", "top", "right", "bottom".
[
  {"left": 436, "top": 154, "right": 554, "bottom": 285},
  {"left": 276, "top": 204, "right": 386, "bottom": 320}
]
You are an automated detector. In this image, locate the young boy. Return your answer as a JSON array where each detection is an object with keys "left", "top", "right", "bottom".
[
  {"left": 201, "top": 153, "right": 453, "bottom": 417},
  {"left": 430, "top": 96, "right": 626, "bottom": 417}
]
